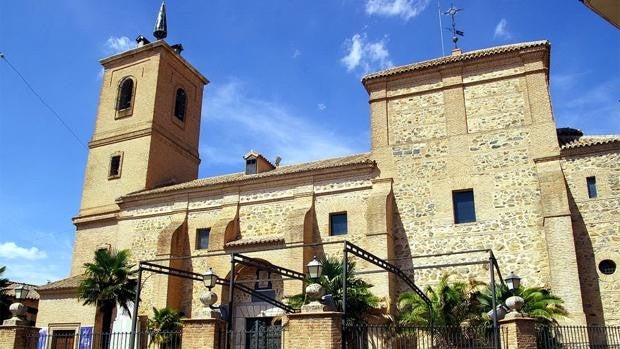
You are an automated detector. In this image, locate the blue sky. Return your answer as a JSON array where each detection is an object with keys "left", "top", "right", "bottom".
[{"left": 0, "top": 1, "right": 618, "bottom": 285}]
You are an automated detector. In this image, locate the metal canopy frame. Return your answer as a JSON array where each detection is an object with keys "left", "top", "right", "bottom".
[
  {"left": 129, "top": 240, "right": 507, "bottom": 349},
  {"left": 128, "top": 258, "right": 304, "bottom": 349},
  {"left": 341, "top": 242, "right": 506, "bottom": 349},
  {"left": 342, "top": 241, "right": 433, "bottom": 349},
  {"left": 226, "top": 253, "right": 305, "bottom": 332}
]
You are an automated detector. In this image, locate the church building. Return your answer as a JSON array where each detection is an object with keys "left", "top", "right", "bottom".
[{"left": 34, "top": 4, "right": 619, "bottom": 339}]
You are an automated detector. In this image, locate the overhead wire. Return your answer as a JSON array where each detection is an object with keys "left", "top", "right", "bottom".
[{"left": 0, "top": 52, "right": 88, "bottom": 149}]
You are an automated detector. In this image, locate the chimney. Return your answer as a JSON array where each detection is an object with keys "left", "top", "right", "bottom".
[{"left": 243, "top": 150, "right": 276, "bottom": 175}]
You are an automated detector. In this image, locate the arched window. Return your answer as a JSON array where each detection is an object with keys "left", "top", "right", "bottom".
[
  {"left": 117, "top": 78, "right": 134, "bottom": 111},
  {"left": 174, "top": 88, "right": 187, "bottom": 121}
]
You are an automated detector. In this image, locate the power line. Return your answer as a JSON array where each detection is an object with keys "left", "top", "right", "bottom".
[{"left": 0, "top": 52, "right": 88, "bottom": 149}]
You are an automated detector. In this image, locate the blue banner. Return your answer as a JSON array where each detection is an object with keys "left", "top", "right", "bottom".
[{"left": 79, "top": 327, "right": 93, "bottom": 349}]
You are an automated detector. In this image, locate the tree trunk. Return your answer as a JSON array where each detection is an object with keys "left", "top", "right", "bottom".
[{"left": 100, "top": 303, "right": 114, "bottom": 349}]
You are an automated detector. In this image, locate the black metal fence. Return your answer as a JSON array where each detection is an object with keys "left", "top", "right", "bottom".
[
  {"left": 345, "top": 324, "right": 497, "bottom": 349},
  {"left": 24, "top": 330, "right": 182, "bottom": 349},
  {"left": 227, "top": 325, "right": 285, "bottom": 349},
  {"left": 536, "top": 325, "right": 620, "bottom": 348}
]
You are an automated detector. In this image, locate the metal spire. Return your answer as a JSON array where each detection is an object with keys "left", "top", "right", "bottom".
[
  {"left": 153, "top": 1, "right": 167, "bottom": 40},
  {"left": 444, "top": 3, "right": 464, "bottom": 49}
]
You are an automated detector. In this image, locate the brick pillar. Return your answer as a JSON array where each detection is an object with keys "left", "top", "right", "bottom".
[
  {"left": 0, "top": 325, "right": 40, "bottom": 349},
  {"left": 284, "top": 312, "right": 343, "bottom": 349},
  {"left": 499, "top": 316, "right": 537, "bottom": 349},
  {"left": 181, "top": 318, "right": 226, "bottom": 349}
]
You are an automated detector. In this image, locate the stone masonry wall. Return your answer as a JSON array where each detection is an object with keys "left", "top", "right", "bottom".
[
  {"left": 561, "top": 148, "right": 620, "bottom": 325},
  {"left": 367, "top": 50, "right": 579, "bottom": 319},
  {"left": 387, "top": 84, "right": 549, "bottom": 289}
]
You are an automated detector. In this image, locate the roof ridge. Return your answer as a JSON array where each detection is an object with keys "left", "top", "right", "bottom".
[
  {"left": 123, "top": 152, "right": 373, "bottom": 198},
  {"left": 362, "top": 40, "right": 549, "bottom": 83}
]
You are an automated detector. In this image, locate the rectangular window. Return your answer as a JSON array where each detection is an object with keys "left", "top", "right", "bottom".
[
  {"left": 453, "top": 190, "right": 476, "bottom": 224},
  {"left": 330, "top": 212, "right": 348, "bottom": 236},
  {"left": 245, "top": 159, "right": 257, "bottom": 175},
  {"left": 51, "top": 330, "right": 76, "bottom": 349},
  {"left": 108, "top": 154, "right": 122, "bottom": 179},
  {"left": 197, "top": 228, "right": 210, "bottom": 250},
  {"left": 587, "top": 176, "right": 597, "bottom": 198}
]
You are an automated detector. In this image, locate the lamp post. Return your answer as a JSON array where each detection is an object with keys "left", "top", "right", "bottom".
[
  {"left": 303, "top": 256, "right": 326, "bottom": 312},
  {"left": 504, "top": 271, "right": 524, "bottom": 318},
  {"left": 505, "top": 271, "right": 521, "bottom": 293},
  {"left": 3, "top": 283, "right": 30, "bottom": 326},
  {"left": 197, "top": 267, "right": 220, "bottom": 319}
]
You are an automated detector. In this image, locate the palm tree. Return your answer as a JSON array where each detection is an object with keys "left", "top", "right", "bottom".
[
  {"left": 477, "top": 284, "right": 568, "bottom": 324},
  {"left": 147, "top": 307, "right": 182, "bottom": 348},
  {"left": 397, "top": 273, "right": 483, "bottom": 327},
  {"left": 77, "top": 249, "right": 137, "bottom": 337},
  {"left": 0, "top": 266, "right": 10, "bottom": 321},
  {"left": 287, "top": 256, "right": 379, "bottom": 323}
]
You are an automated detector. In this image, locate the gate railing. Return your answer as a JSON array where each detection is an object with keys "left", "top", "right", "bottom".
[
  {"left": 345, "top": 323, "right": 497, "bottom": 349},
  {"left": 24, "top": 330, "right": 182, "bottom": 349},
  {"left": 536, "top": 324, "right": 620, "bottom": 348},
  {"left": 227, "top": 325, "right": 285, "bottom": 349}
]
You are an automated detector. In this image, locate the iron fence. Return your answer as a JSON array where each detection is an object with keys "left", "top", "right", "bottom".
[
  {"left": 345, "top": 323, "right": 497, "bottom": 349},
  {"left": 24, "top": 330, "right": 182, "bottom": 349},
  {"left": 536, "top": 324, "right": 620, "bottom": 348},
  {"left": 227, "top": 325, "right": 285, "bottom": 349}
]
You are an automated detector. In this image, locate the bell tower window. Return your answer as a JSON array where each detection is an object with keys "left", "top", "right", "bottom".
[
  {"left": 108, "top": 153, "right": 123, "bottom": 179},
  {"left": 174, "top": 88, "right": 187, "bottom": 121},
  {"left": 116, "top": 77, "right": 135, "bottom": 118}
]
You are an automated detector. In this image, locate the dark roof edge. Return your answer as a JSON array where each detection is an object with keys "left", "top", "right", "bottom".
[
  {"left": 121, "top": 153, "right": 375, "bottom": 201},
  {"left": 362, "top": 40, "right": 549, "bottom": 85}
]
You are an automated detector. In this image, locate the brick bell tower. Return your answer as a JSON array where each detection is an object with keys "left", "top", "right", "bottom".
[{"left": 79, "top": 3, "right": 209, "bottom": 216}]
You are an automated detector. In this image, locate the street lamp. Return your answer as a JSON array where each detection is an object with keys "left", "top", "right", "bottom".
[
  {"left": 303, "top": 256, "right": 326, "bottom": 311},
  {"left": 202, "top": 267, "right": 218, "bottom": 291},
  {"left": 198, "top": 267, "right": 220, "bottom": 317},
  {"left": 504, "top": 271, "right": 521, "bottom": 292},
  {"left": 307, "top": 256, "right": 323, "bottom": 280},
  {"left": 14, "top": 283, "right": 30, "bottom": 300},
  {"left": 504, "top": 271, "right": 524, "bottom": 318},
  {"left": 2, "top": 284, "right": 30, "bottom": 326}
]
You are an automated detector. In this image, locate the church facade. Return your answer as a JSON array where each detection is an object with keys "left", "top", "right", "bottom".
[{"left": 35, "top": 36, "right": 619, "bottom": 336}]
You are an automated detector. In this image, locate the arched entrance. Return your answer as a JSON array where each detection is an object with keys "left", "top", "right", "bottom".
[{"left": 221, "top": 259, "right": 285, "bottom": 349}]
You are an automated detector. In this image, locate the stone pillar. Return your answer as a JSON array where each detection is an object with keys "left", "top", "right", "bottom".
[
  {"left": 284, "top": 312, "right": 343, "bottom": 349},
  {"left": 499, "top": 316, "right": 537, "bottom": 349},
  {"left": 181, "top": 318, "right": 226, "bottom": 349},
  {"left": 0, "top": 325, "right": 40, "bottom": 349}
]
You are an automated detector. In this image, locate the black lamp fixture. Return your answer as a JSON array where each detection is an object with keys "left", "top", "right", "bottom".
[
  {"left": 14, "top": 284, "right": 29, "bottom": 300},
  {"left": 504, "top": 271, "right": 521, "bottom": 291},
  {"left": 203, "top": 267, "right": 218, "bottom": 290},
  {"left": 307, "top": 256, "right": 323, "bottom": 280}
]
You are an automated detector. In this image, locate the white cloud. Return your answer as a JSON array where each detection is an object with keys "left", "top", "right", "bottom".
[
  {"left": 365, "top": 0, "right": 430, "bottom": 20},
  {"left": 292, "top": 49, "right": 302, "bottom": 59},
  {"left": 493, "top": 18, "right": 512, "bottom": 40},
  {"left": 200, "top": 80, "right": 363, "bottom": 169},
  {"left": 341, "top": 33, "right": 394, "bottom": 74},
  {"left": 0, "top": 242, "right": 47, "bottom": 260},
  {"left": 104, "top": 36, "right": 135, "bottom": 54},
  {"left": 318, "top": 103, "right": 327, "bottom": 111}
]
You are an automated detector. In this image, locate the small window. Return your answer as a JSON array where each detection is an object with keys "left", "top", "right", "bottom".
[
  {"left": 174, "top": 88, "right": 187, "bottom": 121},
  {"left": 108, "top": 154, "right": 122, "bottom": 179},
  {"left": 599, "top": 260, "right": 616, "bottom": 275},
  {"left": 246, "top": 158, "right": 257, "bottom": 175},
  {"left": 197, "top": 228, "right": 210, "bottom": 250},
  {"left": 330, "top": 212, "right": 348, "bottom": 236},
  {"left": 587, "top": 176, "right": 597, "bottom": 198},
  {"left": 117, "top": 78, "right": 134, "bottom": 111},
  {"left": 453, "top": 190, "right": 476, "bottom": 224}
]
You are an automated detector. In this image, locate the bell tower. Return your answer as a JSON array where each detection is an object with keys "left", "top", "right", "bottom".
[{"left": 79, "top": 3, "right": 208, "bottom": 216}]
